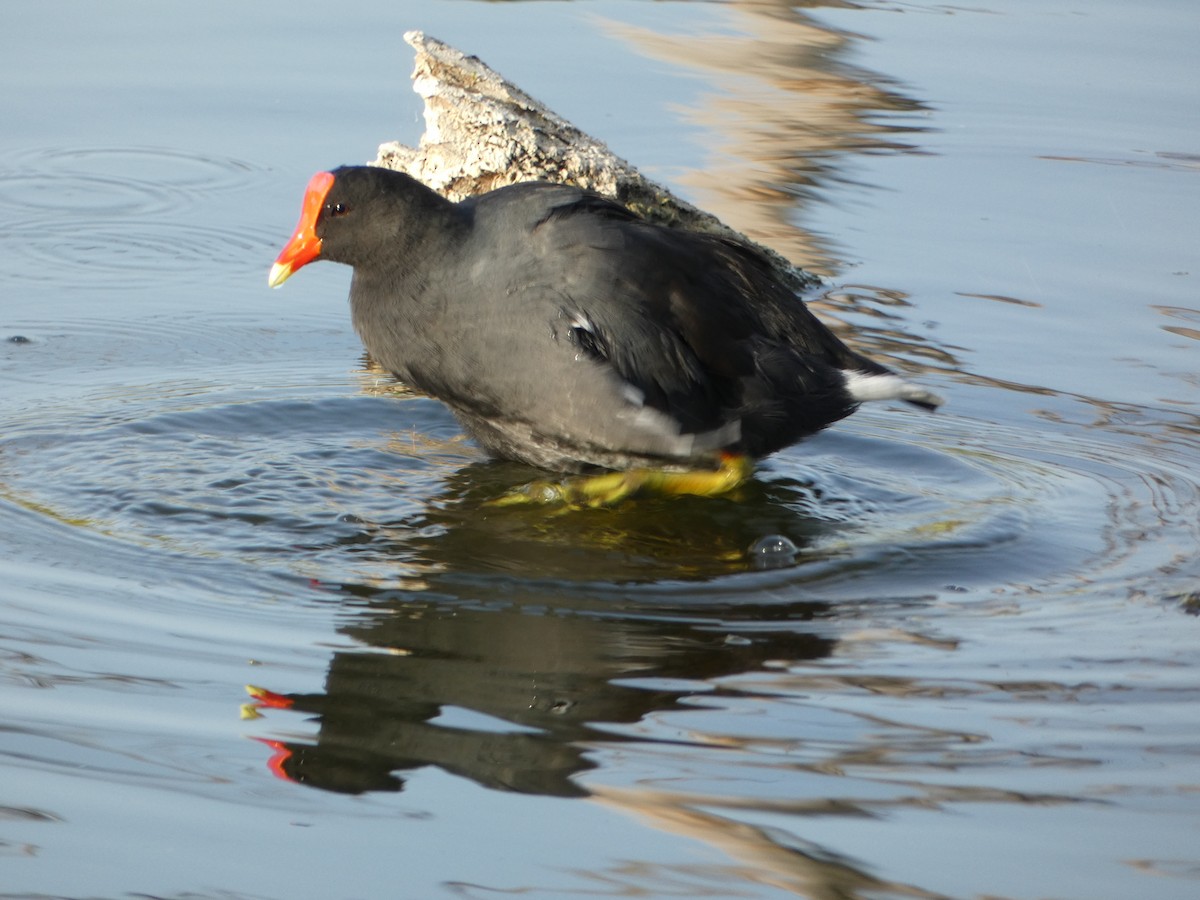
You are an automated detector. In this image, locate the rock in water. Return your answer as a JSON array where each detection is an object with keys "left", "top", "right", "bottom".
[{"left": 372, "top": 30, "right": 819, "bottom": 294}]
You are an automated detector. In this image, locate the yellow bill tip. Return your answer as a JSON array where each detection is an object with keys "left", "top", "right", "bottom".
[{"left": 267, "top": 261, "right": 292, "bottom": 289}]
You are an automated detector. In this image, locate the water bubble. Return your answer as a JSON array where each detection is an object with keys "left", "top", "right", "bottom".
[{"left": 749, "top": 534, "right": 799, "bottom": 570}]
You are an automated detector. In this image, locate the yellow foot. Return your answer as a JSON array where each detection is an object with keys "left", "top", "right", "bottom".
[{"left": 488, "top": 453, "right": 753, "bottom": 508}]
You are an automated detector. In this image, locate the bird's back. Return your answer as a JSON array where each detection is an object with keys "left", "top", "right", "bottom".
[{"left": 458, "top": 183, "right": 878, "bottom": 458}]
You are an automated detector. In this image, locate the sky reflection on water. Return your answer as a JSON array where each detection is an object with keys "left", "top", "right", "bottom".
[{"left": 1, "top": 1, "right": 1199, "bottom": 898}]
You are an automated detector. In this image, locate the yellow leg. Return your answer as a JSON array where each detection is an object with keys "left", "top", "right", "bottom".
[{"left": 489, "top": 453, "right": 753, "bottom": 508}]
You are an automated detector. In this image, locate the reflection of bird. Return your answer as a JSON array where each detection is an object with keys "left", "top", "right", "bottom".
[
  {"left": 271, "top": 166, "right": 940, "bottom": 504},
  {"left": 241, "top": 590, "right": 837, "bottom": 798}
]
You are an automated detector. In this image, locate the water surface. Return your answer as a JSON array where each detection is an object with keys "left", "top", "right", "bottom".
[{"left": 2, "top": 1, "right": 1198, "bottom": 898}]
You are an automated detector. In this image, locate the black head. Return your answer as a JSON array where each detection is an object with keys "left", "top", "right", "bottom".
[{"left": 269, "top": 166, "right": 459, "bottom": 286}]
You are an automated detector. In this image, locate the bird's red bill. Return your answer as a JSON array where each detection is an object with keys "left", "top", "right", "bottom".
[{"left": 268, "top": 170, "right": 336, "bottom": 287}]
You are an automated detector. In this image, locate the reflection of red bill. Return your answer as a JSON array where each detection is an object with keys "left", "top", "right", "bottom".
[
  {"left": 254, "top": 737, "right": 295, "bottom": 782},
  {"left": 245, "top": 684, "right": 295, "bottom": 709}
]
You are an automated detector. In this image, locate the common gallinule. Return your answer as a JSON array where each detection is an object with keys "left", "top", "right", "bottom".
[{"left": 270, "top": 166, "right": 940, "bottom": 504}]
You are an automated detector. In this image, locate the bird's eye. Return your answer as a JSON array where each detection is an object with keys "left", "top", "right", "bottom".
[{"left": 326, "top": 202, "right": 349, "bottom": 218}]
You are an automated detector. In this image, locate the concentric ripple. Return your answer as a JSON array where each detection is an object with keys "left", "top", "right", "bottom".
[
  {"left": 2, "top": 217, "right": 283, "bottom": 286},
  {"left": 2, "top": 368, "right": 1194, "bottom": 602},
  {"left": 0, "top": 146, "right": 273, "bottom": 287},
  {"left": 0, "top": 146, "right": 262, "bottom": 216}
]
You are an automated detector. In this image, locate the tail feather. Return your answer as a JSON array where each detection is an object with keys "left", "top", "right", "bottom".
[{"left": 843, "top": 371, "right": 943, "bottom": 411}]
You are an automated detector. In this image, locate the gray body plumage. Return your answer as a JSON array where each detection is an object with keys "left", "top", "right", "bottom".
[{"left": 312, "top": 167, "right": 939, "bottom": 473}]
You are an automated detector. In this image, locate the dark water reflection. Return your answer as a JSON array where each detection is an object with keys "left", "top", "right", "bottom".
[{"left": 251, "top": 590, "right": 833, "bottom": 797}]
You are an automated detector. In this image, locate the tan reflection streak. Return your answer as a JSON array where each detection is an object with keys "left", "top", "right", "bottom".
[
  {"left": 605, "top": 1, "right": 929, "bottom": 277},
  {"left": 590, "top": 785, "right": 947, "bottom": 899}
]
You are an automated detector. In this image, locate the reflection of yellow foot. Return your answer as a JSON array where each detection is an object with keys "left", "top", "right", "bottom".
[{"left": 489, "top": 453, "right": 753, "bottom": 508}]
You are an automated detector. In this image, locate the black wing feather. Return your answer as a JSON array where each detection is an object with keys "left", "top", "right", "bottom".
[{"left": 535, "top": 195, "right": 870, "bottom": 453}]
